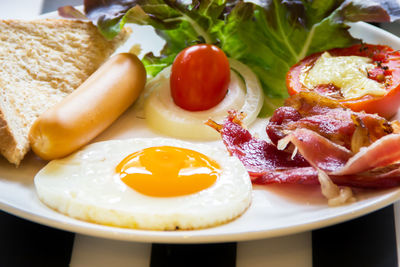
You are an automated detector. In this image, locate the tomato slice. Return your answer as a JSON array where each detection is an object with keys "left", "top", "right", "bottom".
[
  {"left": 286, "top": 44, "right": 400, "bottom": 119},
  {"left": 170, "top": 44, "right": 230, "bottom": 111}
]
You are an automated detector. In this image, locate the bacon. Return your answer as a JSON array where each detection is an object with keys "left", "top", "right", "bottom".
[
  {"left": 313, "top": 84, "right": 343, "bottom": 99},
  {"left": 207, "top": 106, "right": 400, "bottom": 189},
  {"left": 207, "top": 111, "right": 313, "bottom": 185},
  {"left": 282, "top": 128, "right": 400, "bottom": 176},
  {"left": 340, "top": 134, "right": 400, "bottom": 174},
  {"left": 266, "top": 92, "right": 393, "bottom": 151},
  {"left": 330, "top": 166, "right": 400, "bottom": 188},
  {"left": 252, "top": 167, "right": 319, "bottom": 185},
  {"left": 279, "top": 128, "right": 352, "bottom": 173},
  {"left": 208, "top": 112, "right": 310, "bottom": 175}
]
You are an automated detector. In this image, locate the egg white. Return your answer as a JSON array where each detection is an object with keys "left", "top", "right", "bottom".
[{"left": 34, "top": 138, "right": 252, "bottom": 230}]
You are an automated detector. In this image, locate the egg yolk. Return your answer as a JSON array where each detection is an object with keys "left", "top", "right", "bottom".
[{"left": 116, "top": 146, "right": 220, "bottom": 197}]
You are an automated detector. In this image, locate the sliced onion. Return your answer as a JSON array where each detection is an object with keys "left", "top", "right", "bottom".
[
  {"left": 228, "top": 59, "right": 264, "bottom": 126},
  {"left": 144, "top": 59, "right": 264, "bottom": 140},
  {"left": 317, "top": 170, "right": 355, "bottom": 206}
]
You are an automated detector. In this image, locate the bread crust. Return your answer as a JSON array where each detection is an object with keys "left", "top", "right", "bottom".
[{"left": 0, "top": 109, "right": 21, "bottom": 165}]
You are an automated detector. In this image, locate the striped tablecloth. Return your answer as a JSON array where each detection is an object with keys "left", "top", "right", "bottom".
[{"left": 1, "top": 1, "right": 400, "bottom": 266}]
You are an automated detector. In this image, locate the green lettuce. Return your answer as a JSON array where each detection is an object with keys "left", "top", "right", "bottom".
[{"left": 59, "top": 0, "right": 400, "bottom": 113}]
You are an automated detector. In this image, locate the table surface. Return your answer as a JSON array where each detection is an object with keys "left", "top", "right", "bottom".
[{"left": 1, "top": 1, "right": 400, "bottom": 267}]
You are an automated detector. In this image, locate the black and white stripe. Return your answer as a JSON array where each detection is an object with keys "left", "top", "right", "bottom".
[{"left": 1, "top": 205, "right": 399, "bottom": 267}]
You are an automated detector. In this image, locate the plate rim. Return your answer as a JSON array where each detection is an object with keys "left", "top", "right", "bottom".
[{"left": 2, "top": 187, "right": 400, "bottom": 243}]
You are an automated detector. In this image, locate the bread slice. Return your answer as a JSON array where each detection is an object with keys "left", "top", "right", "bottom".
[{"left": 0, "top": 19, "right": 131, "bottom": 165}]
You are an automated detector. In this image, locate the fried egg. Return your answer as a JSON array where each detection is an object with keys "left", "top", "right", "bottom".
[{"left": 34, "top": 138, "right": 252, "bottom": 230}]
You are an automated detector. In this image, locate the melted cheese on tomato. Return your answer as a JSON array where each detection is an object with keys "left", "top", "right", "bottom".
[{"left": 301, "top": 52, "right": 386, "bottom": 99}]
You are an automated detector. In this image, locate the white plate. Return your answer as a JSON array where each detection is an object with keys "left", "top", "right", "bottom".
[{"left": 1, "top": 10, "right": 400, "bottom": 244}]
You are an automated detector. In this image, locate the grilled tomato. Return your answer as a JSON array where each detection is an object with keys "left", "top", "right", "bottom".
[{"left": 286, "top": 44, "right": 400, "bottom": 118}]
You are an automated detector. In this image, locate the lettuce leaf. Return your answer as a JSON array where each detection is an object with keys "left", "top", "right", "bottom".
[{"left": 60, "top": 0, "right": 400, "bottom": 113}]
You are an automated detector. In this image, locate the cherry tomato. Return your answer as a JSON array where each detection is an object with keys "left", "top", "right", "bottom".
[
  {"left": 170, "top": 44, "right": 230, "bottom": 111},
  {"left": 286, "top": 44, "right": 400, "bottom": 119}
]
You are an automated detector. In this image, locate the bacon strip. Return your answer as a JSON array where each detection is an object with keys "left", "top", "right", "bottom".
[
  {"left": 207, "top": 112, "right": 313, "bottom": 186},
  {"left": 279, "top": 128, "right": 352, "bottom": 173},
  {"left": 267, "top": 92, "right": 392, "bottom": 151},
  {"left": 281, "top": 124, "right": 400, "bottom": 176},
  {"left": 216, "top": 112, "right": 310, "bottom": 176},
  {"left": 339, "top": 134, "right": 400, "bottom": 175},
  {"left": 208, "top": 110, "right": 400, "bottom": 189},
  {"left": 330, "top": 166, "right": 400, "bottom": 188},
  {"left": 253, "top": 167, "right": 319, "bottom": 185}
]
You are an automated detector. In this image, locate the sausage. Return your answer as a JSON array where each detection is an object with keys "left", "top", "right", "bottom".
[{"left": 29, "top": 53, "right": 146, "bottom": 160}]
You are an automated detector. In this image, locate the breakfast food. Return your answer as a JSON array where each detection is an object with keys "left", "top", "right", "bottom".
[
  {"left": 208, "top": 93, "right": 400, "bottom": 205},
  {"left": 0, "top": 19, "right": 130, "bottom": 165},
  {"left": 34, "top": 138, "right": 252, "bottom": 230},
  {"left": 286, "top": 44, "right": 400, "bottom": 118},
  {"left": 266, "top": 92, "right": 394, "bottom": 153},
  {"left": 29, "top": 53, "right": 146, "bottom": 160},
  {"left": 0, "top": 0, "right": 397, "bottom": 240},
  {"left": 144, "top": 58, "right": 263, "bottom": 140}
]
